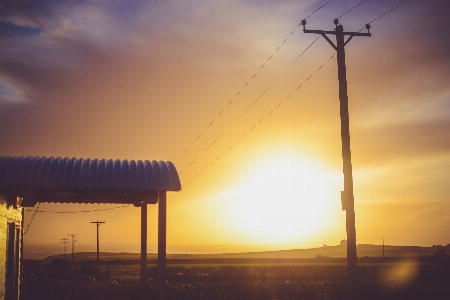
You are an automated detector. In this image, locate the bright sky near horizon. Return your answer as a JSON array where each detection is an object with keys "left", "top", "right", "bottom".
[{"left": 1, "top": 0, "right": 449, "bottom": 259}]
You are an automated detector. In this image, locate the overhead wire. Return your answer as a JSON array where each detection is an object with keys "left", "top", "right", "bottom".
[
  {"left": 85, "top": 0, "right": 417, "bottom": 241},
  {"left": 367, "top": 0, "right": 413, "bottom": 25},
  {"left": 109, "top": 209, "right": 142, "bottom": 223},
  {"left": 76, "top": 223, "right": 91, "bottom": 238},
  {"left": 35, "top": 0, "right": 415, "bottom": 240},
  {"left": 179, "top": 0, "right": 415, "bottom": 189},
  {"left": 177, "top": 0, "right": 334, "bottom": 160},
  {"left": 304, "top": 0, "right": 334, "bottom": 20},
  {"left": 184, "top": 53, "right": 336, "bottom": 186},
  {"left": 77, "top": 224, "right": 96, "bottom": 241},
  {"left": 290, "top": 0, "right": 372, "bottom": 66},
  {"left": 104, "top": 205, "right": 133, "bottom": 221},
  {"left": 19, "top": 1, "right": 339, "bottom": 242},
  {"left": 23, "top": 203, "right": 40, "bottom": 235},
  {"left": 178, "top": 0, "right": 374, "bottom": 177},
  {"left": 25, "top": 204, "right": 129, "bottom": 214},
  {"left": 336, "top": 0, "right": 370, "bottom": 20}
]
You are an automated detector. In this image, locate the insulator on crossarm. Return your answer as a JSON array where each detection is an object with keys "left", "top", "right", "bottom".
[
  {"left": 365, "top": 23, "right": 371, "bottom": 33},
  {"left": 301, "top": 19, "right": 306, "bottom": 30}
]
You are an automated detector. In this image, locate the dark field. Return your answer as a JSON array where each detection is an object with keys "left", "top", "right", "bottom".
[{"left": 22, "top": 259, "right": 450, "bottom": 300}]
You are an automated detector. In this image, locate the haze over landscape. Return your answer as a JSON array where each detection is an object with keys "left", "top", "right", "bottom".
[{"left": 1, "top": 0, "right": 449, "bottom": 260}]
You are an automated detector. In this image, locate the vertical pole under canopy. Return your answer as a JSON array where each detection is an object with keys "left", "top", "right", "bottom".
[
  {"left": 140, "top": 203, "right": 147, "bottom": 300},
  {"left": 157, "top": 192, "right": 167, "bottom": 300}
]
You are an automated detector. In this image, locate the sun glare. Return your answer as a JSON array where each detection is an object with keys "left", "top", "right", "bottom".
[{"left": 220, "top": 151, "right": 342, "bottom": 247}]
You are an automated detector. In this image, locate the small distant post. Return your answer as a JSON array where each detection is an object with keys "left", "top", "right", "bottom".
[
  {"left": 68, "top": 234, "right": 77, "bottom": 263},
  {"left": 302, "top": 19, "right": 371, "bottom": 279},
  {"left": 90, "top": 221, "right": 105, "bottom": 273},
  {"left": 61, "top": 238, "right": 69, "bottom": 261}
]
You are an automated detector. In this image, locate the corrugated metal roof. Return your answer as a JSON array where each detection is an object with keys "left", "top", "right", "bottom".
[{"left": 0, "top": 156, "right": 181, "bottom": 192}]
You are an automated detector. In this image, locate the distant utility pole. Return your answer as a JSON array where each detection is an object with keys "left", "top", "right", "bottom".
[
  {"left": 91, "top": 221, "right": 105, "bottom": 273},
  {"left": 68, "top": 234, "right": 77, "bottom": 263},
  {"left": 302, "top": 18, "right": 371, "bottom": 279},
  {"left": 61, "top": 238, "right": 69, "bottom": 261},
  {"left": 382, "top": 238, "right": 385, "bottom": 258}
]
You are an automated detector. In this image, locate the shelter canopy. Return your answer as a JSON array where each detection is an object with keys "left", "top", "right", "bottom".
[{"left": 0, "top": 156, "right": 181, "bottom": 207}]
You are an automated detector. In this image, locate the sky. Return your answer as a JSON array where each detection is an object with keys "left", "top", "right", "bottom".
[{"left": 1, "top": 0, "right": 449, "bottom": 259}]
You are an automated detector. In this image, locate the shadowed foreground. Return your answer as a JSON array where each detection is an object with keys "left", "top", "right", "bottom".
[{"left": 22, "top": 264, "right": 450, "bottom": 300}]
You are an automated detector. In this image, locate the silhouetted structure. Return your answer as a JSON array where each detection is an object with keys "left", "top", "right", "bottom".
[
  {"left": 0, "top": 195, "right": 22, "bottom": 300},
  {"left": 90, "top": 221, "right": 105, "bottom": 273},
  {"left": 61, "top": 238, "right": 69, "bottom": 261},
  {"left": 303, "top": 19, "right": 371, "bottom": 278},
  {"left": 68, "top": 234, "right": 77, "bottom": 263},
  {"left": 0, "top": 156, "right": 181, "bottom": 300}
]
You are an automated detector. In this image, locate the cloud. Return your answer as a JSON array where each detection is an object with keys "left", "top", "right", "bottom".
[
  {"left": 0, "top": 74, "right": 29, "bottom": 104},
  {"left": 1, "top": 0, "right": 449, "bottom": 252}
]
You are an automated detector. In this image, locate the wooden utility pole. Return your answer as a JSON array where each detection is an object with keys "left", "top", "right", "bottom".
[
  {"left": 91, "top": 221, "right": 105, "bottom": 273},
  {"left": 302, "top": 19, "right": 371, "bottom": 278}
]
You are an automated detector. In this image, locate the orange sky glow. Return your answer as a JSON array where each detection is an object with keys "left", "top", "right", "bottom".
[{"left": 1, "top": 0, "right": 449, "bottom": 259}]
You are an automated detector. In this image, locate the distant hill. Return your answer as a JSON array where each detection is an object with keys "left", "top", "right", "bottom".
[{"left": 42, "top": 244, "right": 447, "bottom": 263}]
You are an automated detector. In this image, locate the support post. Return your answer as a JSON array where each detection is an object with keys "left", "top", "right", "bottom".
[
  {"left": 157, "top": 192, "right": 167, "bottom": 300},
  {"left": 303, "top": 20, "right": 371, "bottom": 279},
  {"left": 140, "top": 203, "right": 148, "bottom": 300}
]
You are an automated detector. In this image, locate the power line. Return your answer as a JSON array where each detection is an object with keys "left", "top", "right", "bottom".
[
  {"left": 76, "top": 223, "right": 91, "bottom": 238},
  {"left": 25, "top": 204, "right": 129, "bottom": 214},
  {"left": 179, "top": 36, "right": 326, "bottom": 175},
  {"left": 304, "top": 0, "right": 334, "bottom": 20},
  {"left": 177, "top": 0, "right": 415, "bottom": 190},
  {"left": 23, "top": 203, "right": 40, "bottom": 235},
  {"left": 336, "top": 0, "right": 370, "bottom": 20},
  {"left": 77, "top": 223, "right": 96, "bottom": 239},
  {"left": 367, "top": 0, "right": 414, "bottom": 25},
  {"left": 355, "top": 0, "right": 414, "bottom": 33},
  {"left": 177, "top": 0, "right": 334, "bottom": 160},
  {"left": 109, "top": 209, "right": 142, "bottom": 223},
  {"left": 183, "top": 53, "right": 335, "bottom": 187},
  {"left": 177, "top": 0, "right": 378, "bottom": 178},
  {"left": 104, "top": 205, "right": 132, "bottom": 221}
]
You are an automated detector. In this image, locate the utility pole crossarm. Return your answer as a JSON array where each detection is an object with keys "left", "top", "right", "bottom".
[
  {"left": 303, "top": 29, "right": 336, "bottom": 35},
  {"left": 303, "top": 29, "right": 370, "bottom": 50},
  {"left": 303, "top": 29, "right": 371, "bottom": 37}
]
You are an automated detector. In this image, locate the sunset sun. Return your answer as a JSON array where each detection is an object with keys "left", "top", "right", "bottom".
[{"left": 220, "top": 150, "right": 342, "bottom": 247}]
